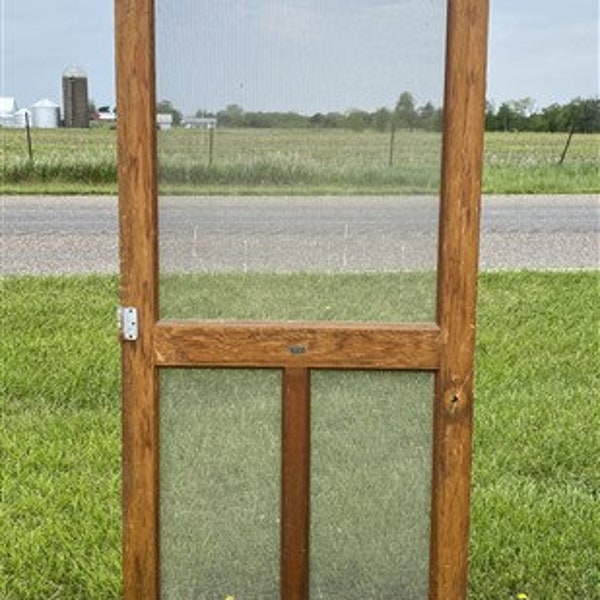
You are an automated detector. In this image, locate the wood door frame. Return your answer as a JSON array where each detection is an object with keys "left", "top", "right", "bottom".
[{"left": 116, "top": 0, "right": 488, "bottom": 598}]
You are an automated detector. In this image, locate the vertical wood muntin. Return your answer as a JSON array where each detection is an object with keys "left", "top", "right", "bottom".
[
  {"left": 281, "top": 368, "right": 311, "bottom": 599},
  {"left": 430, "top": 0, "right": 489, "bottom": 598},
  {"left": 116, "top": 0, "right": 159, "bottom": 597}
]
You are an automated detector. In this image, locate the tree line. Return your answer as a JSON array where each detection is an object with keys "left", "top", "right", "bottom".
[
  {"left": 486, "top": 97, "right": 599, "bottom": 133},
  {"left": 205, "top": 92, "right": 443, "bottom": 132},
  {"left": 157, "top": 94, "right": 599, "bottom": 133}
]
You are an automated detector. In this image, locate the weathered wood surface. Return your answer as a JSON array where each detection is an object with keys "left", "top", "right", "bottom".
[
  {"left": 117, "top": 0, "right": 159, "bottom": 597},
  {"left": 430, "top": 0, "right": 489, "bottom": 598},
  {"left": 153, "top": 321, "right": 441, "bottom": 370},
  {"left": 281, "top": 368, "right": 311, "bottom": 600}
]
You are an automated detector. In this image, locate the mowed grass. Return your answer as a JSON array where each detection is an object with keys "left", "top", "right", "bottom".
[
  {"left": 1, "top": 276, "right": 121, "bottom": 599},
  {"left": 160, "top": 271, "right": 436, "bottom": 322},
  {"left": 1, "top": 272, "right": 599, "bottom": 598},
  {"left": 1, "top": 127, "right": 598, "bottom": 194}
]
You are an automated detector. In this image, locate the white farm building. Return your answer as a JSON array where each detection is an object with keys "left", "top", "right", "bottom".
[
  {"left": 0, "top": 97, "right": 60, "bottom": 128},
  {"left": 13, "top": 108, "right": 32, "bottom": 128},
  {"left": 0, "top": 97, "right": 19, "bottom": 127},
  {"left": 31, "top": 99, "right": 60, "bottom": 128},
  {"left": 157, "top": 113, "right": 173, "bottom": 130},
  {"left": 183, "top": 116, "right": 217, "bottom": 129}
]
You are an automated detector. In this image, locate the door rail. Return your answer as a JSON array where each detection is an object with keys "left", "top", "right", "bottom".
[{"left": 153, "top": 321, "right": 441, "bottom": 370}]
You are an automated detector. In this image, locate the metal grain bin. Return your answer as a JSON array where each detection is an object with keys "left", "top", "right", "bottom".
[
  {"left": 13, "top": 109, "right": 32, "bottom": 129},
  {"left": 31, "top": 99, "right": 60, "bottom": 128}
]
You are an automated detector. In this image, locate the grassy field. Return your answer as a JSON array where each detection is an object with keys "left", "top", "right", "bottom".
[
  {"left": 1, "top": 272, "right": 598, "bottom": 599},
  {"left": 1, "top": 127, "right": 598, "bottom": 195}
]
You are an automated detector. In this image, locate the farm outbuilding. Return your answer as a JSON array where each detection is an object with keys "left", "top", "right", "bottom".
[
  {"left": 157, "top": 113, "right": 173, "bottom": 130},
  {"left": 0, "top": 97, "right": 18, "bottom": 127},
  {"left": 183, "top": 116, "right": 217, "bottom": 129},
  {"left": 31, "top": 99, "right": 60, "bottom": 128},
  {"left": 62, "top": 66, "right": 89, "bottom": 128},
  {"left": 13, "top": 109, "right": 32, "bottom": 128}
]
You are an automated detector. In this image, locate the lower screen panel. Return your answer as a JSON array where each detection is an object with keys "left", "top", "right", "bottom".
[
  {"left": 310, "top": 371, "right": 434, "bottom": 599},
  {"left": 159, "top": 369, "right": 433, "bottom": 599},
  {"left": 159, "top": 369, "right": 281, "bottom": 600}
]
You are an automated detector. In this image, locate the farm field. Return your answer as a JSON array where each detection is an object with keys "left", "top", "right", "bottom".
[
  {"left": 1, "top": 272, "right": 598, "bottom": 599},
  {"left": 1, "top": 127, "right": 598, "bottom": 195}
]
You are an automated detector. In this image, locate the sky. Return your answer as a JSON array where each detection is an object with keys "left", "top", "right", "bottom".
[{"left": 1, "top": 0, "right": 598, "bottom": 115}]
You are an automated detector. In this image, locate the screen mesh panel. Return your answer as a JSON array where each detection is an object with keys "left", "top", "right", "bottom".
[
  {"left": 311, "top": 371, "right": 434, "bottom": 599},
  {"left": 156, "top": 0, "right": 446, "bottom": 323},
  {"left": 160, "top": 369, "right": 281, "bottom": 599}
]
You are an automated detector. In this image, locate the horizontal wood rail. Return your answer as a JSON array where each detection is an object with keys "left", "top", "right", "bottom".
[{"left": 153, "top": 321, "right": 441, "bottom": 370}]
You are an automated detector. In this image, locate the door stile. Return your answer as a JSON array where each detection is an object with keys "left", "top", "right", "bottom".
[
  {"left": 430, "top": 0, "right": 489, "bottom": 598},
  {"left": 281, "top": 368, "right": 311, "bottom": 600},
  {"left": 116, "top": 0, "right": 160, "bottom": 598}
]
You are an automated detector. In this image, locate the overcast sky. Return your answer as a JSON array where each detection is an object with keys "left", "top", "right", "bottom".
[{"left": 1, "top": 0, "right": 598, "bottom": 114}]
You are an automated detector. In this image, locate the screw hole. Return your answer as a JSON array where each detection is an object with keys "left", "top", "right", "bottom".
[{"left": 451, "top": 394, "right": 459, "bottom": 404}]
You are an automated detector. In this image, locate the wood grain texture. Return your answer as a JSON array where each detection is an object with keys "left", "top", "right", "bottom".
[
  {"left": 153, "top": 321, "right": 441, "bottom": 370},
  {"left": 281, "top": 368, "right": 311, "bottom": 600},
  {"left": 430, "top": 0, "right": 489, "bottom": 598},
  {"left": 116, "top": 0, "right": 159, "bottom": 597}
]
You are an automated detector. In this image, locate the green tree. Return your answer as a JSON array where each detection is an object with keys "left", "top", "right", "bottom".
[
  {"left": 567, "top": 98, "right": 600, "bottom": 133},
  {"left": 243, "top": 111, "right": 275, "bottom": 128},
  {"left": 195, "top": 109, "right": 215, "bottom": 118},
  {"left": 309, "top": 112, "right": 326, "bottom": 127},
  {"left": 496, "top": 102, "right": 515, "bottom": 131},
  {"left": 541, "top": 103, "right": 570, "bottom": 132},
  {"left": 371, "top": 107, "right": 392, "bottom": 132},
  {"left": 346, "top": 109, "right": 371, "bottom": 131},
  {"left": 510, "top": 97, "right": 535, "bottom": 130},
  {"left": 484, "top": 96, "right": 599, "bottom": 133},
  {"left": 216, "top": 104, "right": 245, "bottom": 127},
  {"left": 417, "top": 102, "right": 438, "bottom": 131},
  {"left": 485, "top": 100, "right": 497, "bottom": 130},
  {"left": 394, "top": 92, "right": 418, "bottom": 130}
]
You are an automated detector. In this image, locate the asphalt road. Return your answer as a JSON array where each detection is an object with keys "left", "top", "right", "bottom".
[{"left": 2, "top": 194, "right": 598, "bottom": 274}]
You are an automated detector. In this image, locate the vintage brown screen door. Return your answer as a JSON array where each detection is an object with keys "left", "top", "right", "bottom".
[{"left": 117, "top": 0, "right": 488, "bottom": 598}]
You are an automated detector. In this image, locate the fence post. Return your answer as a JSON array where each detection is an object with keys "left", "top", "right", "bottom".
[
  {"left": 25, "top": 112, "right": 33, "bottom": 161},
  {"left": 208, "top": 125, "right": 215, "bottom": 166},
  {"left": 558, "top": 123, "right": 575, "bottom": 165},
  {"left": 388, "top": 123, "right": 396, "bottom": 167}
]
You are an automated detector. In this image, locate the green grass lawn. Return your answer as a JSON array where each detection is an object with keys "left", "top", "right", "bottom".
[
  {"left": 1, "top": 272, "right": 598, "bottom": 598},
  {"left": 1, "top": 128, "right": 598, "bottom": 195}
]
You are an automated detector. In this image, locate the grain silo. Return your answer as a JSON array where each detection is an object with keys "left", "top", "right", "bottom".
[
  {"left": 62, "top": 66, "right": 89, "bottom": 128},
  {"left": 13, "top": 109, "right": 32, "bottom": 129},
  {"left": 31, "top": 99, "right": 60, "bottom": 128}
]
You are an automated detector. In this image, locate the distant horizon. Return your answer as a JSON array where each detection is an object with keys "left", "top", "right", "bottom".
[
  {"left": 3, "top": 69, "right": 597, "bottom": 118},
  {"left": 2, "top": 89, "right": 597, "bottom": 120}
]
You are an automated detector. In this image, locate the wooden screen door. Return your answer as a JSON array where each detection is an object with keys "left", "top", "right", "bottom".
[{"left": 117, "top": 0, "right": 488, "bottom": 598}]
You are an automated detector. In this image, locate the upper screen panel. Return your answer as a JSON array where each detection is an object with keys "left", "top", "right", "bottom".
[
  {"left": 156, "top": 0, "right": 447, "bottom": 322},
  {"left": 156, "top": 1, "right": 446, "bottom": 132}
]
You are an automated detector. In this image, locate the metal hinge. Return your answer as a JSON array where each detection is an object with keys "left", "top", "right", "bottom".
[{"left": 118, "top": 306, "right": 139, "bottom": 341}]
